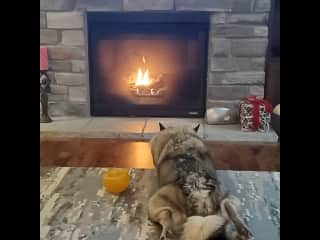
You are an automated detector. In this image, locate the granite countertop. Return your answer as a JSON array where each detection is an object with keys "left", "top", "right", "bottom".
[
  {"left": 40, "top": 167, "right": 280, "bottom": 240},
  {"left": 40, "top": 117, "right": 278, "bottom": 143}
]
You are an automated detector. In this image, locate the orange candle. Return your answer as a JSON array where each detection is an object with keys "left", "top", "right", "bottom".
[{"left": 103, "top": 168, "right": 130, "bottom": 194}]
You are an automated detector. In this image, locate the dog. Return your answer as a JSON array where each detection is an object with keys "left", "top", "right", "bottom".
[{"left": 148, "top": 123, "right": 252, "bottom": 240}]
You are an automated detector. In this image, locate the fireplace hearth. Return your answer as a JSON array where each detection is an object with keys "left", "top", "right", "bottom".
[{"left": 88, "top": 12, "right": 209, "bottom": 117}]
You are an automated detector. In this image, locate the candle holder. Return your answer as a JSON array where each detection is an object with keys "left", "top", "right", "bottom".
[
  {"left": 103, "top": 168, "right": 130, "bottom": 194},
  {"left": 40, "top": 71, "right": 52, "bottom": 123}
]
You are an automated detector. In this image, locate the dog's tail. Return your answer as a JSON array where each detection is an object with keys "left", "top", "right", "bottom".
[{"left": 181, "top": 214, "right": 226, "bottom": 240}]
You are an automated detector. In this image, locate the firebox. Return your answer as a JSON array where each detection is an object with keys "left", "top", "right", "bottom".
[{"left": 87, "top": 12, "right": 209, "bottom": 117}]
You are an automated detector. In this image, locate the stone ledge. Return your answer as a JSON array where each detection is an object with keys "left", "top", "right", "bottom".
[
  {"left": 47, "top": 12, "right": 83, "bottom": 29},
  {"left": 41, "top": 0, "right": 271, "bottom": 13},
  {"left": 76, "top": 0, "right": 122, "bottom": 11},
  {"left": 40, "top": 117, "right": 278, "bottom": 143},
  {"left": 40, "top": 30, "right": 59, "bottom": 45},
  {"left": 40, "top": 12, "right": 46, "bottom": 28},
  {"left": 123, "top": 0, "right": 174, "bottom": 11},
  {"left": 40, "top": 0, "right": 77, "bottom": 11},
  {"left": 48, "top": 46, "right": 86, "bottom": 60},
  {"left": 208, "top": 71, "right": 265, "bottom": 85},
  {"left": 175, "top": 0, "right": 232, "bottom": 11}
]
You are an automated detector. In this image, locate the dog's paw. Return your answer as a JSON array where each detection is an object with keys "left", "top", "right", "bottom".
[
  {"left": 160, "top": 228, "right": 173, "bottom": 240},
  {"left": 237, "top": 226, "right": 253, "bottom": 240},
  {"left": 159, "top": 235, "right": 167, "bottom": 240},
  {"left": 159, "top": 233, "right": 171, "bottom": 240}
]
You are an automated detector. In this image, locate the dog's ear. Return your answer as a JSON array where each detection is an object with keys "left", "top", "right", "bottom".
[
  {"left": 193, "top": 124, "right": 200, "bottom": 133},
  {"left": 159, "top": 122, "right": 166, "bottom": 131}
]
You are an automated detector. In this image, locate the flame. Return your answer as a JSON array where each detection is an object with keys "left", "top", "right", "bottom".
[{"left": 135, "top": 57, "right": 150, "bottom": 86}]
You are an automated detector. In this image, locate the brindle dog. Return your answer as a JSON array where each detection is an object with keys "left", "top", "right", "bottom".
[{"left": 148, "top": 123, "right": 252, "bottom": 240}]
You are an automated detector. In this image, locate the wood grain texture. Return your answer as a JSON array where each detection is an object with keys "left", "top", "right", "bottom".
[{"left": 40, "top": 136, "right": 280, "bottom": 171}]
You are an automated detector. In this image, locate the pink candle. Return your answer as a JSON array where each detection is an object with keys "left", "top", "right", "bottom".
[{"left": 40, "top": 47, "right": 48, "bottom": 71}]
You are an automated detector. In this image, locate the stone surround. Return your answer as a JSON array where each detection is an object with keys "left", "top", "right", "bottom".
[
  {"left": 40, "top": 0, "right": 271, "bottom": 117},
  {"left": 40, "top": 117, "right": 278, "bottom": 142}
]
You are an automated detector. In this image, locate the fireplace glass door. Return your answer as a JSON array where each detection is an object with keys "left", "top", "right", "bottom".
[{"left": 88, "top": 12, "right": 209, "bottom": 117}]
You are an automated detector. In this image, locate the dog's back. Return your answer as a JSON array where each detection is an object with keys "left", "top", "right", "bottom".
[{"left": 150, "top": 125, "right": 222, "bottom": 216}]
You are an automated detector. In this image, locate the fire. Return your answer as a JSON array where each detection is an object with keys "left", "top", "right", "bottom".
[
  {"left": 135, "top": 57, "right": 151, "bottom": 86},
  {"left": 129, "top": 56, "right": 166, "bottom": 97},
  {"left": 136, "top": 68, "right": 150, "bottom": 86}
]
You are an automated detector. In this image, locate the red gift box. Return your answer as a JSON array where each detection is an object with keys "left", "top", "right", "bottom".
[
  {"left": 240, "top": 95, "right": 272, "bottom": 131},
  {"left": 40, "top": 47, "right": 48, "bottom": 71}
]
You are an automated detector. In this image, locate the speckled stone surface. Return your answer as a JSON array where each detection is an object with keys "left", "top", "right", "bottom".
[
  {"left": 40, "top": 167, "right": 280, "bottom": 240},
  {"left": 40, "top": 117, "right": 278, "bottom": 143}
]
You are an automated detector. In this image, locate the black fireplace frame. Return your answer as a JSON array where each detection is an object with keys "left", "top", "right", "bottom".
[{"left": 87, "top": 12, "right": 210, "bottom": 117}]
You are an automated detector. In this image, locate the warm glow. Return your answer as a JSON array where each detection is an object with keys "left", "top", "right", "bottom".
[{"left": 135, "top": 57, "right": 151, "bottom": 86}]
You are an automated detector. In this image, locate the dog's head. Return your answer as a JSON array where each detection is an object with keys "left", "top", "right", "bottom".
[{"left": 150, "top": 122, "right": 202, "bottom": 166}]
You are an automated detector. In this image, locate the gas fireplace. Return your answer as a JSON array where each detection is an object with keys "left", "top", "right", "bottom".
[{"left": 88, "top": 12, "right": 209, "bottom": 117}]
